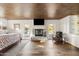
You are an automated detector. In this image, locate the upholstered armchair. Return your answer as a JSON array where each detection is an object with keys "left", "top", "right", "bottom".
[{"left": 53, "top": 31, "right": 63, "bottom": 43}]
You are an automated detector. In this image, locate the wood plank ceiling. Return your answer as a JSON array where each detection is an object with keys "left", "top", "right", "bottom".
[{"left": 0, "top": 3, "right": 79, "bottom": 20}]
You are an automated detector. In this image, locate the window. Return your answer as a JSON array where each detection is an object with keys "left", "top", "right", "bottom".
[
  {"left": 69, "top": 15, "right": 79, "bottom": 35},
  {"left": 24, "top": 24, "right": 30, "bottom": 34},
  {"left": 14, "top": 24, "right": 20, "bottom": 31}
]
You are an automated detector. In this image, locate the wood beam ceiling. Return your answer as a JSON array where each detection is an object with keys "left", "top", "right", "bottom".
[{"left": 0, "top": 3, "right": 79, "bottom": 20}]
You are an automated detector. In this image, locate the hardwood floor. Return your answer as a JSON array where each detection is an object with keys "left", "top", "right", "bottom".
[
  {"left": 2, "top": 40, "right": 29, "bottom": 56},
  {"left": 17, "top": 40, "right": 79, "bottom": 56}
]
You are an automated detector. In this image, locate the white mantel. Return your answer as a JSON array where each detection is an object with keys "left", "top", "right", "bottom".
[{"left": 33, "top": 25, "right": 46, "bottom": 29}]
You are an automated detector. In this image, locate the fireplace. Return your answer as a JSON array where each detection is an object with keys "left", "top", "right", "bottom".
[
  {"left": 34, "top": 29, "right": 43, "bottom": 36},
  {"left": 34, "top": 29, "right": 46, "bottom": 36}
]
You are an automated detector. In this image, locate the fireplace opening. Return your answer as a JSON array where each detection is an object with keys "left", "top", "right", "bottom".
[{"left": 34, "top": 29, "right": 46, "bottom": 36}]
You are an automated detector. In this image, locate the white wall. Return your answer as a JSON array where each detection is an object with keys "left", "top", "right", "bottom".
[
  {"left": 8, "top": 19, "right": 60, "bottom": 33},
  {"left": 45, "top": 20, "right": 60, "bottom": 32},
  {"left": 33, "top": 20, "right": 61, "bottom": 33},
  {"left": 7, "top": 20, "right": 33, "bottom": 38},
  {"left": 0, "top": 18, "right": 8, "bottom": 26},
  {"left": 8, "top": 20, "right": 33, "bottom": 29},
  {"left": 60, "top": 16, "right": 70, "bottom": 33},
  {"left": 60, "top": 15, "right": 79, "bottom": 48},
  {"left": 0, "top": 18, "right": 8, "bottom": 34}
]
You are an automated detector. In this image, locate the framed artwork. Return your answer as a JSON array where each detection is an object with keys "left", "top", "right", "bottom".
[{"left": 47, "top": 24, "right": 55, "bottom": 33}]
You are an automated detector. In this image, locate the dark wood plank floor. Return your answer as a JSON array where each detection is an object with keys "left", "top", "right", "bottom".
[
  {"left": 2, "top": 40, "right": 29, "bottom": 56},
  {"left": 17, "top": 40, "right": 79, "bottom": 56}
]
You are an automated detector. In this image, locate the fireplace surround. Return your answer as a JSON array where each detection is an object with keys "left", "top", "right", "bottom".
[
  {"left": 34, "top": 29, "right": 46, "bottom": 36},
  {"left": 35, "top": 29, "right": 43, "bottom": 36}
]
